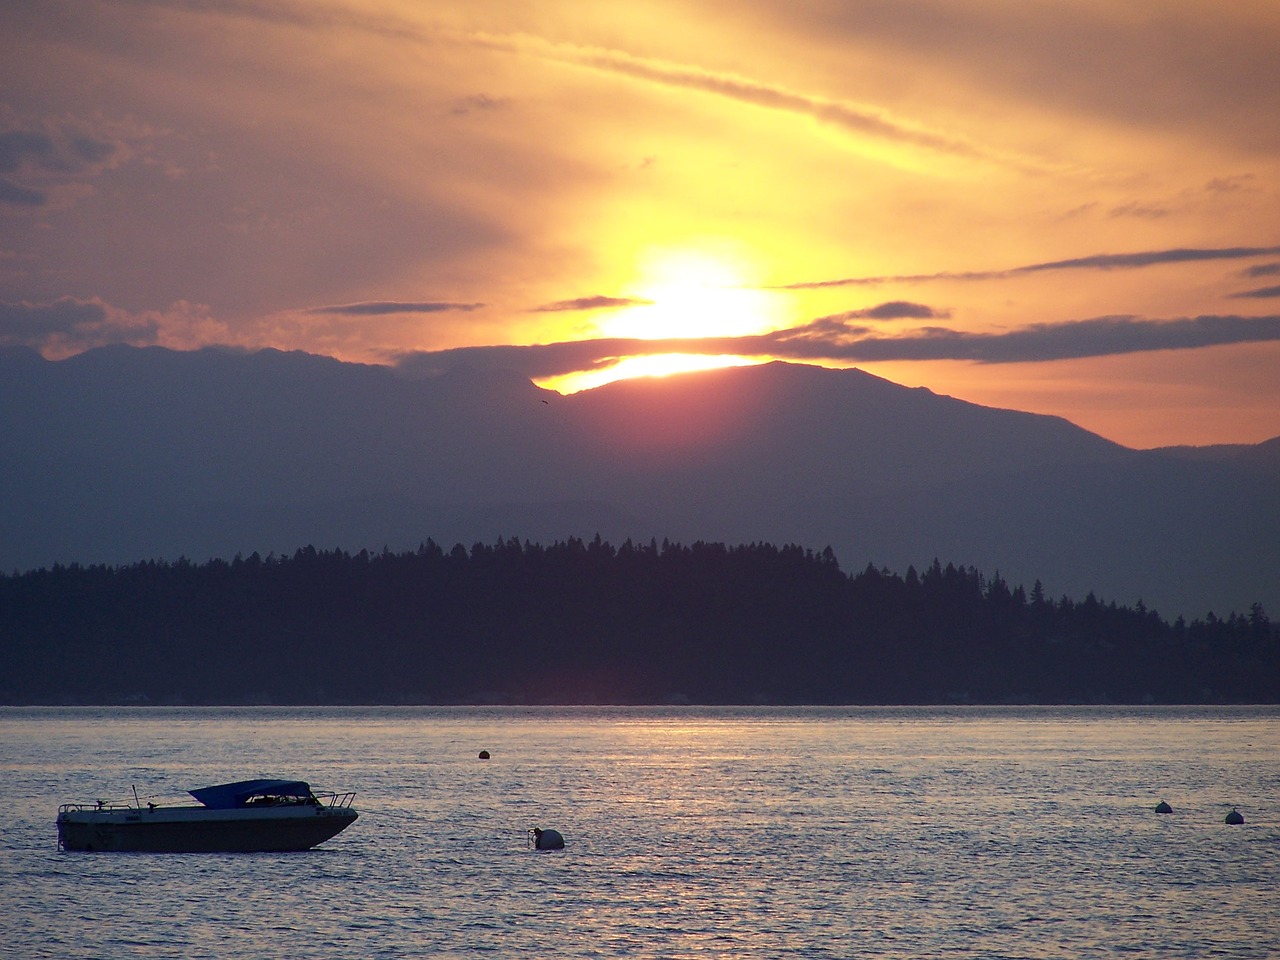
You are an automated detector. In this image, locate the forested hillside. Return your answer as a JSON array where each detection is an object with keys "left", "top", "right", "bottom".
[{"left": 2, "top": 538, "right": 1275, "bottom": 705}]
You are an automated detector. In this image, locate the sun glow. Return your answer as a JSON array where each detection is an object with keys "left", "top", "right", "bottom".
[
  {"left": 538, "top": 353, "right": 760, "bottom": 394},
  {"left": 535, "top": 244, "right": 784, "bottom": 393},
  {"left": 602, "top": 245, "right": 783, "bottom": 341}
]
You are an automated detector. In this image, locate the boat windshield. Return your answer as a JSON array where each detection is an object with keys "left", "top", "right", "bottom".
[{"left": 188, "top": 779, "right": 315, "bottom": 809}]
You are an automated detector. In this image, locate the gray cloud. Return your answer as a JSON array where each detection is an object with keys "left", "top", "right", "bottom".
[
  {"left": 531, "top": 295, "right": 653, "bottom": 313},
  {"left": 1205, "top": 175, "right": 1256, "bottom": 194},
  {"left": 770, "top": 317, "right": 871, "bottom": 342},
  {"left": 307, "top": 301, "right": 485, "bottom": 316},
  {"left": 1107, "top": 202, "right": 1170, "bottom": 220},
  {"left": 822, "top": 315, "right": 1280, "bottom": 363},
  {"left": 779, "top": 245, "right": 1280, "bottom": 290},
  {"left": 1228, "top": 286, "right": 1280, "bottom": 300},
  {"left": 10, "top": 297, "right": 1277, "bottom": 377},
  {"left": 0, "top": 297, "right": 109, "bottom": 339},
  {"left": 0, "top": 296, "right": 164, "bottom": 352},
  {"left": 733, "top": 3, "right": 1280, "bottom": 156},
  {"left": 566, "top": 49, "right": 992, "bottom": 163},
  {"left": 114, "top": 2, "right": 998, "bottom": 169},
  {"left": 449, "top": 93, "right": 510, "bottom": 116},
  {"left": 0, "top": 177, "right": 47, "bottom": 206},
  {"left": 1244, "top": 262, "right": 1280, "bottom": 278},
  {"left": 778, "top": 269, "right": 998, "bottom": 291},
  {"left": 0, "top": 124, "right": 123, "bottom": 207},
  {"left": 756, "top": 313, "right": 1280, "bottom": 364},
  {"left": 1016, "top": 246, "right": 1280, "bottom": 273},
  {"left": 0, "top": 130, "right": 56, "bottom": 174},
  {"left": 394, "top": 339, "right": 660, "bottom": 379},
  {"left": 0, "top": 130, "right": 58, "bottom": 206},
  {"left": 820, "top": 301, "right": 945, "bottom": 321},
  {"left": 0, "top": 126, "right": 120, "bottom": 175},
  {"left": 394, "top": 313, "right": 1280, "bottom": 380}
]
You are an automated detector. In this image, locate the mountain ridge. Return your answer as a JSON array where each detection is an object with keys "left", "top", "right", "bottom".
[{"left": 1, "top": 346, "right": 1275, "bottom": 619}]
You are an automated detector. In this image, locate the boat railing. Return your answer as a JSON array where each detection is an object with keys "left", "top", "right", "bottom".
[
  {"left": 314, "top": 791, "right": 356, "bottom": 810},
  {"left": 60, "top": 791, "right": 356, "bottom": 814},
  {"left": 58, "top": 800, "right": 136, "bottom": 814}
]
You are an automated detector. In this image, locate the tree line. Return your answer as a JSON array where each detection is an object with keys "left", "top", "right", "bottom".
[{"left": 1, "top": 537, "right": 1275, "bottom": 705}]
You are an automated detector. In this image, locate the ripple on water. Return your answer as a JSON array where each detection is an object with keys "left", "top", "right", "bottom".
[{"left": 2, "top": 706, "right": 1277, "bottom": 959}]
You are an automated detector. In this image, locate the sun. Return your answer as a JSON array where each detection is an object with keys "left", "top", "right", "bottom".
[
  {"left": 536, "top": 244, "right": 784, "bottom": 394},
  {"left": 601, "top": 246, "right": 781, "bottom": 341}
]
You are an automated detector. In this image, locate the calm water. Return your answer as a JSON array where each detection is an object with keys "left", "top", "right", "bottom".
[{"left": 0, "top": 706, "right": 1276, "bottom": 958}]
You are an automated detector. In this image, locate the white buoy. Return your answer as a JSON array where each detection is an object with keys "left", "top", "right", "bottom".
[
  {"left": 1225, "top": 808, "right": 1244, "bottom": 825},
  {"left": 532, "top": 827, "right": 565, "bottom": 850}
]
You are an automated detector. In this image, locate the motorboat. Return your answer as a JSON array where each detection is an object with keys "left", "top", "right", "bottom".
[{"left": 56, "top": 779, "right": 358, "bottom": 852}]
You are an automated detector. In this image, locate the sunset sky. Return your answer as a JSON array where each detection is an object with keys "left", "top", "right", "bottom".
[{"left": 4, "top": 0, "right": 1279, "bottom": 448}]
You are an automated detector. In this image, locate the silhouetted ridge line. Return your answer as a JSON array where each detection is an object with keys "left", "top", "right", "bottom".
[
  {"left": 4, "top": 346, "right": 1276, "bottom": 619},
  {"left": 1, "top": 538, "right": 1274, "bottom": 706}
]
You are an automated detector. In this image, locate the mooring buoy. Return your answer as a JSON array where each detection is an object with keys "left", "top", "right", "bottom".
[
  {"left": 1154, "top": 800, "right": 1172, "bottom": 814},
  {"left": 1225, "top": 808, "right": 1244, "bottom": 825},
  {"left": 532, "top": 827, "right": 565, "bottom": 850},
  {"left": 478, "top": 750, "right": 490, "bottom": 759}
]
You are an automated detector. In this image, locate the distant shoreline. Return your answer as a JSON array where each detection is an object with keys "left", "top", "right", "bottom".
[{"left": 5, "top": 540, "right": 1275, "bottom": 706}]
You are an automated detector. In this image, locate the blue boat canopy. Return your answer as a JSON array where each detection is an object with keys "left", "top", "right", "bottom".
[{"left": 189, "top": 779, "right": 314, "bottom": 809}]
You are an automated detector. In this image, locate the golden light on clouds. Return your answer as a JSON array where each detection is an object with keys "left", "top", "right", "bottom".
[
  {"left": 532, "top": 242, "right": 790, "bottom": 391},
  {"left": 3, "top": 0, "right": 1280, "bottom": 447}
]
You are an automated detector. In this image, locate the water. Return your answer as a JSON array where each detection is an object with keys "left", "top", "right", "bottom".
[{"left": 1, "top": 706, "right": 1276, "bottom": 958}]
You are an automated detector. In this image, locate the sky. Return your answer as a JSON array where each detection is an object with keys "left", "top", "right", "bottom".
[{"left": 3, "top": 0, "right": 1280, "bottom": 449}]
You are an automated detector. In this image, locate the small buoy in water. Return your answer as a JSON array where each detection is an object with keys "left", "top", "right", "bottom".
[
  {"left": 1154, "top": 800, "right": 1173, "bottom": 814},
  {"left": 1225, "top": 808, "right": 1244, "bottom": 825},
  {"left": 478, "top": 750, "right": 490, "bottom": 759},
  {"left": 532, "top": 827, "right": 565, "bottom": 850}
]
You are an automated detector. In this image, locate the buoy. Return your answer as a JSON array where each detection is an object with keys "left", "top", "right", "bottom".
[
  {"left": 1154, "top": 800, "right": 1172, "bottom": 814},
  {"left": 478, "top": 750, "right": 490, "bottom": 759},
  {"left": 532, "top": 827, "right": 565, "bottom": 850},
  {"left": 1225, "top": 808, "right": 1244, "bottom": 825}
]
